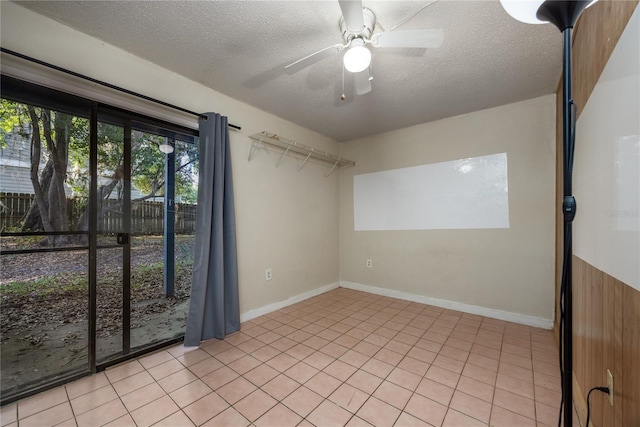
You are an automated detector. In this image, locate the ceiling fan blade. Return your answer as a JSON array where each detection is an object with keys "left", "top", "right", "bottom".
[
  {"left": 372, "top": 29, "right": 444, "bottom": 49},
  {"left": 354, "top": 69, "right": 372, "bottom": 95},
  {"left": 339, "top": 0, "right": 364, "bottom": 32},
  {"left": 284, "top": 44, "right": 345, "bottom": 72}
]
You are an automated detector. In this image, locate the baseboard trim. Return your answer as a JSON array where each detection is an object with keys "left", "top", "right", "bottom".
[
  {"left": 340, "top": 281, "right": 554, "bottom": 329},
  {"left": 240, "top": 282, "right": 340, "bottom": 323}
]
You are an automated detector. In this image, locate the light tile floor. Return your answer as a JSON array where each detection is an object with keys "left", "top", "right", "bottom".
[{"left": 1, "top": 288, "right": 563, "bottom": 427}]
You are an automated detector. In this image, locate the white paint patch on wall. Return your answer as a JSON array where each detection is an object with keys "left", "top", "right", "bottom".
[
  {"left": 353, "top": 153, "right": 509, "bottom": 231},
  {"left": 340, "top": 95, "right": 555, "bottom": 320},
  {"left": 573, "top": 6, "right": 639, "bottom": 291}
]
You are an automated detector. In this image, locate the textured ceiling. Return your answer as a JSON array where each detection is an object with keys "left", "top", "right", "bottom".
[{"left": 14, "top": 1, "right": 561, "bottom": 142}]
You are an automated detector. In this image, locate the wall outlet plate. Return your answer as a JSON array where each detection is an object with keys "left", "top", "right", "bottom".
[
  {"left": 366, "top": 259, "right": 372, "bottom": 268},
  {"left": 265, "top": 268, "right": 272, "bottom": 281},
  {"left": 607, "top": 369, "right": 614, "bottom": 406}
]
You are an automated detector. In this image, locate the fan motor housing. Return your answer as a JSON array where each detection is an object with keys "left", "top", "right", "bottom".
[{"left": 340, "top": 7, "right": 376, "bottom": 43}]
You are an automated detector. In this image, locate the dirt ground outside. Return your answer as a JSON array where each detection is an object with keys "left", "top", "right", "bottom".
[{"left": 0, "top": 235, "right": 194, "bottom": 398}]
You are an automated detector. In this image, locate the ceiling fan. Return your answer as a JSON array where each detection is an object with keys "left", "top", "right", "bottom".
[{"left": 284, "top": 0, "right": 444, "bottom": 97}]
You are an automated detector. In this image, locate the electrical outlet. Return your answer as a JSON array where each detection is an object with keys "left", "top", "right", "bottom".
[
  {"left": 366, "top": 259, "right": 372, "bottom": 268},
  {"left": 607, "top": 369, "right": 614, "bottom": 406},
  {"left": 265, "top": 268, "right": 272, "bottom": 281}
]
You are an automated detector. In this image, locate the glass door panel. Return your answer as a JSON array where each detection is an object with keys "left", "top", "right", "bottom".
[
  {"left": 129, "top": 131, "right": 194, "bottom": 349},
  {"left": 95, "top": 121, "right": 128, "bottom": 363},
  {"left": 173, "top": 139, "right": 198, "bottom": 327},
  {"left": 0, "top": 99, "right": 91, "bottom": 399},
  {"left": 0, "top": 250, "right": 90, "bottom": 395}
]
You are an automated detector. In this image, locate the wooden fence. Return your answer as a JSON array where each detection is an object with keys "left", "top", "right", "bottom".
[{"left": 0, "top": 192, "right": 197, "bottom": 234}]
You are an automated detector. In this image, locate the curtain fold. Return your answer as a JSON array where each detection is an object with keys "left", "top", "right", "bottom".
[{"left": 184, "top": 113, "right": 239, "bottom": 346}]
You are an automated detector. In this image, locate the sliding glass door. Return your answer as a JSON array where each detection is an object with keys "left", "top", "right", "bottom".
[{"left": 0, "top": 77, "right": 198, "bottom": 403}]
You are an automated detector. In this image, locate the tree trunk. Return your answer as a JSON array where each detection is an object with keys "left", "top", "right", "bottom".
[
  {"left": 46, "top": 110, "right": 70, "bottom": 244},
  {"left": 23, "top": 108, "right": 71, "bottom": 245},
  {"left": 74, "top": 164, "right": 124, "bottom": 233},
  {"left": 22, "top": 160, "right": 53, "bottom": 231},
  {"left": 26, "top": 107, "right": 55, "bottom": 245}
]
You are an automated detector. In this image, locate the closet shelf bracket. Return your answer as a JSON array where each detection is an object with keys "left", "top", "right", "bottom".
[
  {"left": 248, "top": 131, "right": 355, "bottom": 176},
  {"left": 248, "top": 135, "right": 264, "bottom": 161},
  {"left": 276, "top": 144, "right": 292, "bottom": 167}
]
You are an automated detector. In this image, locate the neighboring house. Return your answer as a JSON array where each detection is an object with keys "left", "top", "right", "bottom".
[
  {"left": 0, "top": 158, "right": 34, "bottom": 195},
  {"left": 0, "top": 130, "right": 160, "bottom": 201},
  {"left": 0, "top": 126, "right": 51, "bottom": 195}
]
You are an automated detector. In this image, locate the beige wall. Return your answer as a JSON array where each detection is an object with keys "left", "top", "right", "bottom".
[
  {"left": 339, "top": 95, "right": 556, "bottom": 325},
  {"left": 1, "top": 2, "right": 341, "bottom": 317},
  {"left": 2, "top": 2, "right": 558, "bottom": 327}
]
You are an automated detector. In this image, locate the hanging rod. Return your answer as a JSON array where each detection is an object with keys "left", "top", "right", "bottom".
[
  {"left": 0, "top": 48, "right": 241, "bottom": 130},
  {"left": 248, "top": 131, "right": 355, "bottom": 175}
]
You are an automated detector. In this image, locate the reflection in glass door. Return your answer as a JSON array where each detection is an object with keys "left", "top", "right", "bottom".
[{"left": 128, "top": 127, "right": 197, "bottom": 350}]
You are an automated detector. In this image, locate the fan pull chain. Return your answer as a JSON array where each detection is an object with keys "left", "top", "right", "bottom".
[{"left": 340, "top": 64, "right": 346, "bottom": 101}]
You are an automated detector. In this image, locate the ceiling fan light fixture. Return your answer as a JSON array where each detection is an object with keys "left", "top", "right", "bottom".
[{"left": 343, "top": 39, "right": 371, "bottom": 73}]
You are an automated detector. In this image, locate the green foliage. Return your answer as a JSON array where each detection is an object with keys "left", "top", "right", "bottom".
[
  {"left": 1, "top": 99, "right": 91, "bottom": 195},
  {"left": 1, "top": 97, "right": 200, "bottom": 234},
  {"left": 0, "top": 100, "right": 27, "bottom": 148},
  {"left": 0, "top": 274, "right": 86, "bottom": 298},
  {"left": 0, "top": 260, "right": 194, "bottom": 298},
  {"left": 175, "top": 142, "right": 199, "bottom": 203},
  {"left": 132, "top": 133, "right": 166, "bottom": 196},
  {"left": 131, "top": 136, "right": 200, "bottom": 202},
  {"left": 0, "top": 235, "right": 45, "bottom": 250},
  {"left": 69, "top": 126, "right": 200, "bottom": 203},
  {"left": 136, "top": 261, "right": 165, "bottom": 276},
  {"left": 130, "top": 261, "right": 164, "bottom": 290},
  {"left": 177, "top": 184, "right": 198, "bottom": 204},
  {"left": 66, "top": 118, "right": 93, "bottom": 197}
]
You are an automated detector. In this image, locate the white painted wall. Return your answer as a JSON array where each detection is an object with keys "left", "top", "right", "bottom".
[
  {"left": 573, "top": 6, "right": 640, "bottom": 291},
  {"left": 339, "top": 95, "right": 557, "bottom": 326},
  {"left": 1, "top": 2, "right": 341, "bottom": 315}
]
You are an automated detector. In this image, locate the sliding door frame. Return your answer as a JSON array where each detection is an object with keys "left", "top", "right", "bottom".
[{"left": 0, "top": 76, "right": 198, "bottom": 404}]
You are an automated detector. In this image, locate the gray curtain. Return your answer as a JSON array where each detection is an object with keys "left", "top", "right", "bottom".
[{"left": 184, "top": 113, "right": 240, "bottom": 345}]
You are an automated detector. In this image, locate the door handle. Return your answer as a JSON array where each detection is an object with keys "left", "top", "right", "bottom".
[{"left": 116, "top": 233, "right": 129, "bottom": 245}]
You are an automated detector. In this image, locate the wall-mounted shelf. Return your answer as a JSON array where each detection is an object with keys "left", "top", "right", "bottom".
[{"left": 248, "top": 131, "right": 355, "bottom": 176}]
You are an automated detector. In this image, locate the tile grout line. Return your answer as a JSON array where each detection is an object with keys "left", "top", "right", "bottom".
[{"left": 12, "top": 288, "right": 559, "bottom": 427}]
